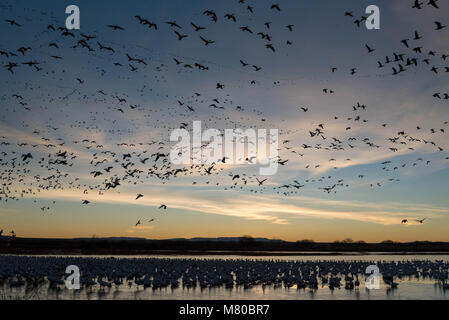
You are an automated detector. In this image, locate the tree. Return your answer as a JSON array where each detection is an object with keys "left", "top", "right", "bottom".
[
  {"left": 239, "top": 235, "right": 255, "bottom": 242},
  {"left": 296, "top": 239, "right": 315, "bottom": 244}
]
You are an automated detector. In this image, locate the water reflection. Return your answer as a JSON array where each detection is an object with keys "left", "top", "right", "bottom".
[{"left": 0, "top": 254, "right": 448, "bottom": 300}]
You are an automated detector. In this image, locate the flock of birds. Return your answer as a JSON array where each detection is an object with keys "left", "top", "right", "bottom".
[
  {"left": 1, "top": 256, "right": 449, "bottom": 296},
  {"left": 0, "top": 0, "right": 448, "bottom": 237}
]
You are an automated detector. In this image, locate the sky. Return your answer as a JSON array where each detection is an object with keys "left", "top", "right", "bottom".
[{"left": 0, "top": 0, "right": 449, "bottom": 242}]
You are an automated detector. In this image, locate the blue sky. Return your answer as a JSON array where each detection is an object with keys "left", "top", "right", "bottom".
[{"left": 0, "top": 0, "right": 448, "bottom": 241}]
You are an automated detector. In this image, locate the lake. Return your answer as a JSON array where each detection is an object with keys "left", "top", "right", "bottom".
[{"left": 1, "top": 254, "right": 448, "bottom": 300}]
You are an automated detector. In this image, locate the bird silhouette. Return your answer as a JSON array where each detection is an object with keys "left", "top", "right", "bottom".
[
  {"left": 412, "top": 0, "right": 423, "bottom": 9},
  {"left": 224, "top": 14, "right": 236, "bottom": 22},
  {"left": 240, "top": 26, "right": 253, "bottom": 33},
  {"left": 5, "top": 19, "right": 21, "bottom": 27},
  {"left": 434, "top": 21, "right": 446, "bottom": 30},
  {"left": 413, "top": 31, "right": 422, "bottom": 40},
  {"left": 190, "top": 22, "right": 205, "bottom": 32},
  {"left": 365, "top": 44, "right": 375, "bottom": 53},
  {"left": 428, "top": 0, "right": 439, "bottom": 9},
  {"left": 174, "top": 30, "right": 188, "bottom": 40},
  {"left": 271, "top": 4, "right": 281, "bottom": 11},
  {"left": 107, "top": 25, "right": 124, "bottom": 31},
  {"left": 167, "top": 21, "right": 182, "bottom": 29},
  {"left": 200, "top": 36, "right": 214, "bottom": 46},
  {"left": 266, "top": 44, "right": 275, "bottom": 52}
]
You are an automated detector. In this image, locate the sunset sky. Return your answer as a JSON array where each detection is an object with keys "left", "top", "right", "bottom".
[{"left": 1, "top": 0, "right": 448, "bottom": 242}]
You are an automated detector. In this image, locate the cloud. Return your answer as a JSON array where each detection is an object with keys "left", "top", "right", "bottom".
[
  {"left": 125, "top": 225, "right": 154, "bottom": 234},
  {"left": 23, "top": 186, "right": 448, "bottom": 226}
]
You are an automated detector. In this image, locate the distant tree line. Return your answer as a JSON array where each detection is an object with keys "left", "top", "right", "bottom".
[{"left": 1, "top": 236, "right": 449, "bottom": 254}]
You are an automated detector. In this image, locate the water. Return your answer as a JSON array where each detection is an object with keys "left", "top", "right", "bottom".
[{"left": 1, "top": 254, "right": 448, "bottom": 300}]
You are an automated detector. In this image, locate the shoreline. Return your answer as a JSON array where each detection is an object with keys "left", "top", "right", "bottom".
[
  {"left": 3, "top": 238, "right": 449, "bottom": 256},
  {"left": 2, "top": 249, "right": 449, "bottom": 257}
]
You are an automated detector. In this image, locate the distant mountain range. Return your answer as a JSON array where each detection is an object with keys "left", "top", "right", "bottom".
[
  {"left": 73, "top": 236, "right": 285, "bottom": 242},
  {"left": 73, "top": 237, "right": 146, "bottom": 241},
  {"left": 168, "top": 237, "right": 286, "bottom": 242}
]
